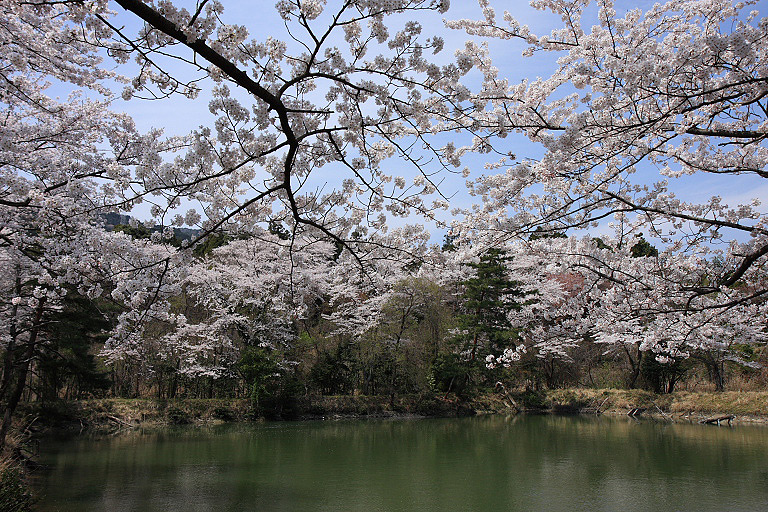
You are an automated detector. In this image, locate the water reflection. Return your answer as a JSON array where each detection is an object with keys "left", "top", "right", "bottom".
[{"left": 34, "top": 415, "right": 768, "bottom": 512}]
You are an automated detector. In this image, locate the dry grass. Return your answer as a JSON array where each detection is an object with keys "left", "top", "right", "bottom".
[
  {"left": 539, "top": 388, "right": 768, "bottom": 419},
  {"left": 79, "top": 398, "right": 254, "bottom": 426},
  {"left": 0, "top": 457, "right": 33, "bottom": 512},
  {"left": 668, "top": 391, "right": 768, "bottom": 417}
]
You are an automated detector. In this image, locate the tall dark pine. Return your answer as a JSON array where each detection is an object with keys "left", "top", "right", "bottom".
[
  {"left": 37, "top": 290, "right": 112, "bottom": 401},
  {"left": 458, "top": 249, "right": 525, "bottom": 361}
]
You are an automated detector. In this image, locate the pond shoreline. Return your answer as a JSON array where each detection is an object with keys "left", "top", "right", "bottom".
[
  {"left": 5, "top": 389, "right": 767, "bottom": 510},
  {"left": 18, "top": 388, "right": 768, "bottom": 437},
  {"left": 531, "top": 388, "right": 768, "bottom": 425}
]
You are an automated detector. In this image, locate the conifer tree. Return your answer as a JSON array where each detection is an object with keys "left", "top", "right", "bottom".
[{"left": 457, "top": 249, "right": 527, "bottom": 361}]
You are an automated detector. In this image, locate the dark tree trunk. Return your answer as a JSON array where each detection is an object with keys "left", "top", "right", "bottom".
[
  {"left": 626, "top": 349, "right": 643, "bottom": 389},
  {"left": 0, "top": 300, "right": 45, "bottom": 450}
]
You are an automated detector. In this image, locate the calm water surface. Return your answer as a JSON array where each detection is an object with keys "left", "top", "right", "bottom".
[{"left": 34, "top": 415, "right": 768, "bottom": 512}]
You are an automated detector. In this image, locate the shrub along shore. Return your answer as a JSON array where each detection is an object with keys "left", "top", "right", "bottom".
[{"left": 16, "top": 389, "right": 768, "bottom": 436}]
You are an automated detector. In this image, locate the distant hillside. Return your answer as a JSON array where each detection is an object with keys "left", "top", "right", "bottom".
[{"left": 101, "top": 212, "right": 201, "bottom": 242}]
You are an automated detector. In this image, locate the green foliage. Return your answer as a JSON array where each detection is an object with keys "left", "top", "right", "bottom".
[
  {"left": 192, "top": 231, "right": 231, "bottom": 257},
  {"left": 429, "top": 353, "right": 475, "bottom": 396},
  {"left": 309, "top": 343, "right": 356, "bottom": 395},
  {"left": 165, "top": 406, "right": 191, "bottom": 425},
  {"left": 732, "top": 343, "right": 758, "bottom": 362},
  {"left": 29, "top": 401, "right": 81, "bottom": 426},
  {"left": 592, "top": 237, "right": 612, "bottom": 250},
  {"left": 0, "top": 462, "right": 33, "bottom": 512},
  {"left": 238, "top": 347, "right": 282, "bottom": 395},
  {"left": 630, "top": 234, "right": 659, "bottom": 258},
  {"left": 238, "top": 347, "right": 302, "bottom": 419},
  {"left": 211, "top": 406, "right": 236, "bottom": 422},
  {"left": 641, "top": 355, "right": 690, "bottom": 394},
  {"left": 441, "top": 233, "right": 458, "bottom": 252},
  {"left": 528, "top": 227, "right": 567, "bottom": 240},
  {"left": 37, "top": 290, "right": 112, "bottom": 400},
  {"left": 268, "top": 220, "right": 291, "bottom": 240},
  {"left": 456, "top": 248, "right": 527, "bottom": 360},
  {"left": 517, "top": 389, "right": 548, "bottom": 409},
  {"left": 518, "top": 350, "right": 546, "bottom": 390},
  {"left": 112, "top": 223, "right": 151, "bottom": 239}
]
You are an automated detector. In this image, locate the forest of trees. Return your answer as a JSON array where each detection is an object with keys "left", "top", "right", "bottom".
[
  {"left": 2, "top": 0, "right": 767, "bottom": 455},
  {"left": 9, "top": 226, "right": 767, "bottom": 421}
]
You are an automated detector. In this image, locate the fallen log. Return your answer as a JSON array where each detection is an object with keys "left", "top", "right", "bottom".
[
  {"left": 654, "top": 405, "right": 674, "bottom": 421},
  {"left": 700, "top": 414, "right": 735, "bottom": 426},
  {"left": 494, "top": 382, "right": 521, "bottom": 413},
  {"left": 105, "top": 414, "right": 138, "bottom": 428}
]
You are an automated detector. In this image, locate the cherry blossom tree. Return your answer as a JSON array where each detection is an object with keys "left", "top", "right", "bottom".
[
  {"left": 451, "top": 0, "right": 766, "bottom": 248},
  {"left": 1, "top": 0, "right": 478, "bottom": 446},
  {"left": 583, "top": 240, "right": 766, "bottom": 390},
  {"left": 492, "top": 235, "right": 767, "bottom": 390},
  {"left": 447, "top": 0, "right": 768, "bottom": 377},
  {"left": 132, "top": 233, "right": 335, "bottom": 382},
  {"left": 74, "top": 0, "right": 489, "bottom": 383},
  {"left": 76, "top": 0, "right": 470, "bottom": 247},
  {"left": 0, "top": 0, "right": 154, "bottom": 448}
]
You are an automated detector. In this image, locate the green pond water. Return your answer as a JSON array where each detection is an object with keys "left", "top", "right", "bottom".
[{"left": 33, "top": 414, "right": 768, "bottom": 512}]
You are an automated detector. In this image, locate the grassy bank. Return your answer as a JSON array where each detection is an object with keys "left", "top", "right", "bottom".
[
  {"left": 0, "top": 459, "right": 33, "bottom": 512},
  {"left": 17, "top": 393, "right": 500, "bottom": 434},
  {"left": 14, "top": 389, "right": 768, "bottom": 436},
  {"left": 534, "top": 389, "right": 768, "bottom": 422}
]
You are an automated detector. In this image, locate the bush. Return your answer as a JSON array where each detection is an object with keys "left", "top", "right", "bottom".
[
  {"left": 31, "top": 401, "right": 80, "bottom": 426},
  {"left": 239, "top": 347, "right": 303, "bottom": 420},
  {"left": 309, "top": 345, "right": 356, "bottom": 395},
  {"left": 0, "top": 461, "right": 33, "bottom": 512},
  {"left": 429, "top": 353, "right": 475, "bottom": 396},
  {"left": 211, "top": 406, "right": 235, "bottom": 422},
  {"left": 518, "top": 389, "right": 548, "bottom": 410},
  {"left": 165, "top": 406, "right": 191, "bottom": 425},
  {"left": 253, "top": 374, "right": 304, "bottom": 420}
]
